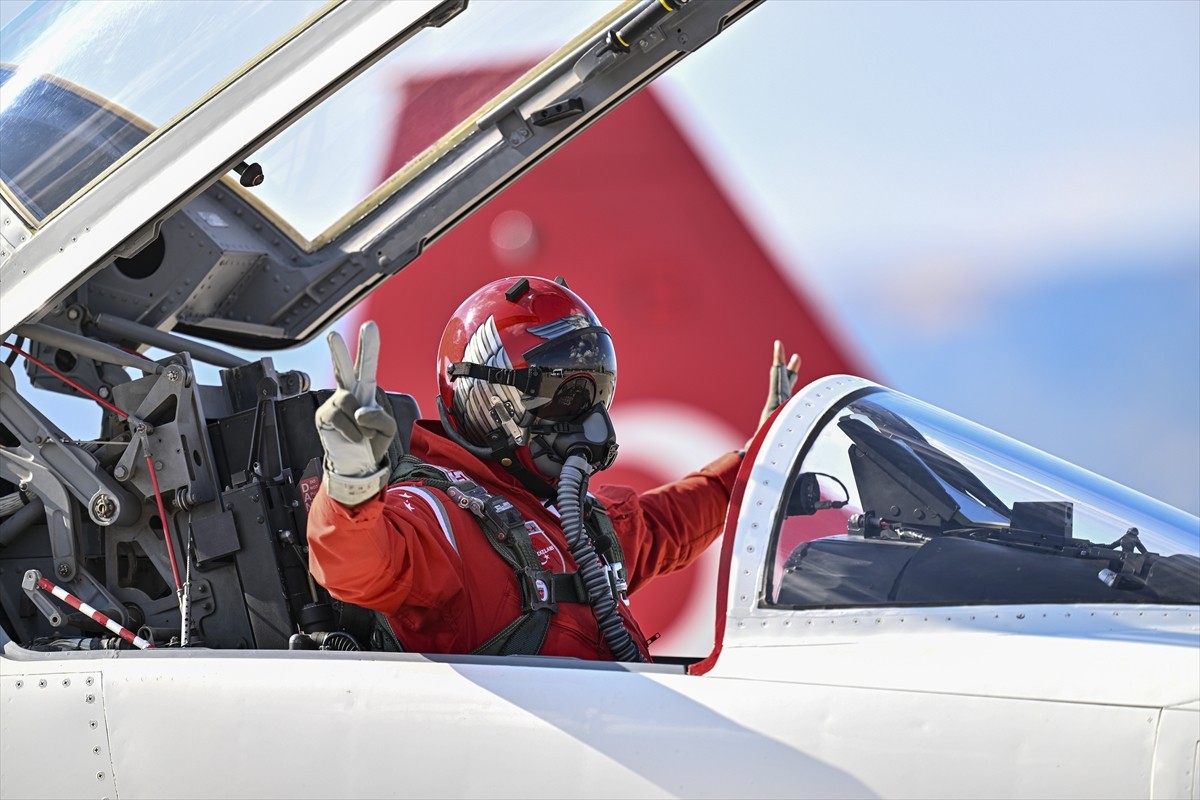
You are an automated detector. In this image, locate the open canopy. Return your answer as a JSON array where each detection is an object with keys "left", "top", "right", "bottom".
[{"left": 0, "top": 0, "right": 758, "bottom": 346}]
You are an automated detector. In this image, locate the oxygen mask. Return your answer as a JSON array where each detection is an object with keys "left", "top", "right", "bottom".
[{"left": 530, "top": 403, "right": 619, "bottom": 477}]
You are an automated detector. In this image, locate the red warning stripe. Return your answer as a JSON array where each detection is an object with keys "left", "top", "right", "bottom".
[{"left": 36, "top": 576, "right": 154, "bottom": 650}]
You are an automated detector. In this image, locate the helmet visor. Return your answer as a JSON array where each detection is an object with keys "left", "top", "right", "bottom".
[{"left": 523, "top": 327, "right": 617, "bottom": 421}]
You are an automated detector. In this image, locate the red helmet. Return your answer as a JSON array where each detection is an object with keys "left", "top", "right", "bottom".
[{"left": 436, "top": 277, "right": 618, "bottom": 481}]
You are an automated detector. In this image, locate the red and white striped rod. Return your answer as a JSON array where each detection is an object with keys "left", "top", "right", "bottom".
[{"left": 35, "top": 575, "right": 154, "bottom": 650}]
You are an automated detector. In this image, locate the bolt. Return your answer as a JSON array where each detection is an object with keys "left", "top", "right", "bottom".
[
  {"left": 91, "top": 494, "right": 116, "bottom": 522},
  {"left": 93, "top": 746, "right": 101, "bottom": 755},
  {"left": 86, "top": 677, "right": 94, "bottom": 686},
  {"left": 97, "top": 772, "right": 105, "bottom": 781},
  {"left": 89, "top": 720, "right": 98, "bottom": 729},
  {"left": 202, "top": 602, "right": 213, "bottom": 611},
  {"left": 914, "top": 509, "right": 925, "bottom": 520},
  {"left": 67, "top": 307, "right": 81, "bottom": 321},
  {"left": 57, "top": 563, "right": 71, "bottom": 578},
  {"left": 154, "top": 460, "right": 164, "bottom": 470},
  {"left": 85, "top": 694, "right": 95, "bottom": 703},
  {"left": 97, "top": 385, "right": 111, "bottom": 399},
  {"left": 113, "top": 465, "right": 128, "bottom": 480},
  {"left": 15, "top": 680, "right": 22, "bottom": 689},
  {"left": 62, "top": 678, "right": 71, "bottom": 687},
  {"left": 38, "top": 679, "right": 47, "bottom": 688}
]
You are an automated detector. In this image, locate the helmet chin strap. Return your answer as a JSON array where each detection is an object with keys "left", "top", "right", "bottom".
[{"left": 437, "top": 396, "right": 557, "bottom": 499}]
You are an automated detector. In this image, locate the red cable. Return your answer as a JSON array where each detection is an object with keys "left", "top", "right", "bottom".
[
  {"left": 145, "top": 455, "right": 183, "bottom": 595},
  {"left": 2, "top": 338, "right": 183, "bottom": 596},
  {"left": 1, "top": 342, "right": 129, "bottom": 419}
]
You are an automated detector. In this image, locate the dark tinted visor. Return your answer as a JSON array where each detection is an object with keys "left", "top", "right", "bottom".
[{"left": 523, "top": 328, "right": 617, "bottom": 420}]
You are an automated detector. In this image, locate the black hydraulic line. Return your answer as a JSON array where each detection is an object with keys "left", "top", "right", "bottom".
[
  {"left": 92, "top": 313, "right": 249, "bottom": 369},
  {"left": 14, "top": 323, "right": 162, "bottom": 375}
]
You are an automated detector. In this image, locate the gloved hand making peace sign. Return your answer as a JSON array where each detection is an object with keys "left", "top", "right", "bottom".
[
  {"left": 747, "top": 339, "right": 801, "bottom": 451},
  {"left": 315, "top": 321, "right": 397, "bottom": 506}
]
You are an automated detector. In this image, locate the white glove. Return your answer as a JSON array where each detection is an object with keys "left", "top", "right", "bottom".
[{"left": 315, "top": 321, "right": 397, "bottom": 506}]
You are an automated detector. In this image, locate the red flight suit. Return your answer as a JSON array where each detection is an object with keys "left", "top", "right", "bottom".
[{"left": 307, "top": 419, "right": 742, "bottom": 659}]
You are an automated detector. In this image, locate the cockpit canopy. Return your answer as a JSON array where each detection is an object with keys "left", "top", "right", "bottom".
[
  {"left": 2, "top": 0, "right": 736, "bottom": 348},
  {"left": 765, "top": 382, "right": 1199, "bottom": 609}
]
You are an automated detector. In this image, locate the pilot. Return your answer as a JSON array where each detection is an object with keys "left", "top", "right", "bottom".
[{"left": 306, "top": 276, "right": 799, "bottom": 660}]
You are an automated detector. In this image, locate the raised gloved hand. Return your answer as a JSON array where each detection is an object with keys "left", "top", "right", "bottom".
[
  {"left": 748, "top": 339, "right": 801, "bottom": 449},
  {"left": 315, "top": 321, "right": 397, "bottom": 506}
]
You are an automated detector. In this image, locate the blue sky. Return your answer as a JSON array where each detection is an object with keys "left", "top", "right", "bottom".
[{"left": 658, "top": 0, "right": 1200, "bottom": 513}]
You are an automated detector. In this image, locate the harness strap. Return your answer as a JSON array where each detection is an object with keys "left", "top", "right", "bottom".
[
  {"left": 584, "top": 498, "right": 629, "bottom": 601},
  {"left": 389, "top": 455, "right": 590, "bottom": 655},
  {"left": 472, "top": 609, "right": 550, "bottom": 656}
]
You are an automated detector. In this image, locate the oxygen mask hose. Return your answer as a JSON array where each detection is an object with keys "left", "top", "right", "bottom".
[{"left": 557, "top": 453, "right": 644, "bottom": 662}]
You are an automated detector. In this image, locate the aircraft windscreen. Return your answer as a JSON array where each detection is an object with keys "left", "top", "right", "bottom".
[
  {"left": 768, "top": 387, "right": 1200, "bottom": 609},
  {"left": 238, "top": 0, "right": 628, "bottom": 246},
  {"left": 0, "top": 0, "right": 627, "bottom": 240},
  {"left": 0, "top": 0, "right": 326, "bottom": 221}
]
